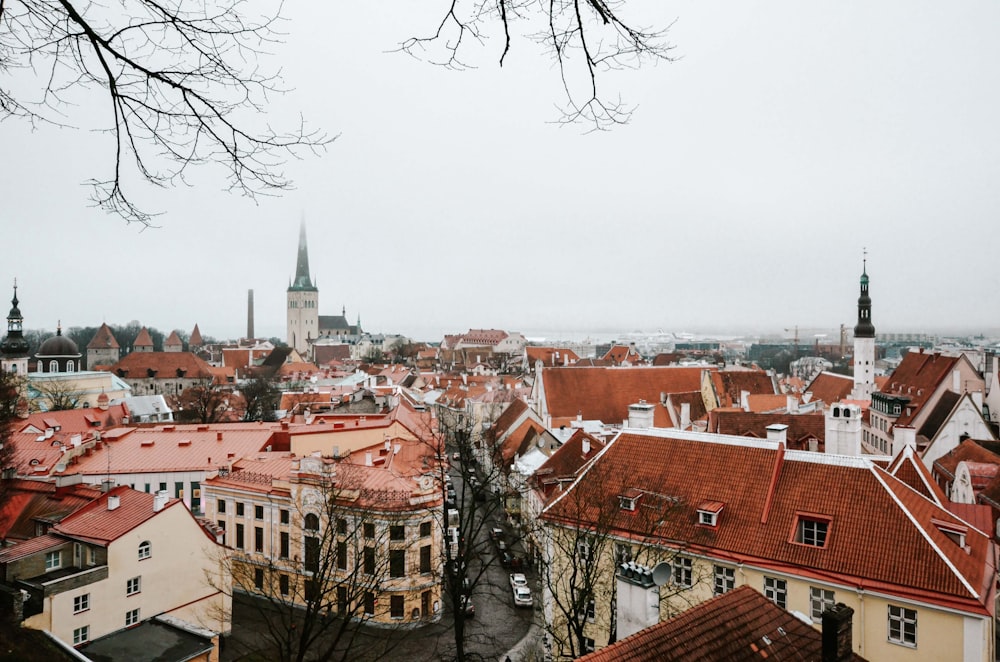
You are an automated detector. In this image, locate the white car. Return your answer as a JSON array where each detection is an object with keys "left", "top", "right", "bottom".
[
  {"left": 512, "top": 585, "right": 533, "bottom": 608},
  {"left": 509, "top": 573, "right": 528, "bottom": 589}
]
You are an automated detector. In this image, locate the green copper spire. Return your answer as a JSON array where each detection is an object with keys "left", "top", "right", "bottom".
[{"left": 289, "top": 220, "right": 317, "bottom": 292}]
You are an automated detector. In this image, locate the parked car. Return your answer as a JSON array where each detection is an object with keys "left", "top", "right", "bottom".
[
  {"left": 512, "top": 585, "right": 533, "bottom": 608},
  {"left": 459, "top": 594, "right": 475, "bottom": 618},
  {"left": 489, "top": 527, "right": 504, "bottom": 541},
  {"left": 496, "top": 539, "right": 508, "bottom": 553},
  {"left": 509, "top": 573, "right": 528, "bottom": 589},
  {"left": 500, "top": 551, "right": 513, "bottom": 568}
]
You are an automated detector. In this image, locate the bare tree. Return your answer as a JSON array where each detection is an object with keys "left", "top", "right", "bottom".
[
  {"left": 174, "top": 377, "right": 230, "bottom": 423},
  {"left": 240, "top": 375, "right": 280, "bottom": 422},
  {"left": 0, "top": 371, "right": 22, "bottom": 506},
  {"left": 31, "top": 378, "right": 81, "bottom": 411},
  {"left": 212, "top": 461, "right": 417, "bottom": 662},
  {"left": 539, "top": 459, "right": 708, "bottom": 659},
  {"left": 401, "top": 0, "right": 675, "bottom": 129},
  {"left": 1, "top": 0, "right": 328, "bottom": 225}
]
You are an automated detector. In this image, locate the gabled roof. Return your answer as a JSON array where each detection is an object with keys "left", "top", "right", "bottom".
[
  {"left": 107, "top": 351, "right": 215, "bottom": 380},
  {"left": 542, "top": 429, "right": 995, "bottom": 612},
  {"left": 882, "top": 350, "right": 965, "bottom": 426},
  {"left": 491, "top": 398, "right": 530, "bottom": 439},
  {"left": 711, "top": 370, "right": 776, "bottom": 407},
  {"left": 0, "top": 480, "right": 102, "bottom": 541},
  {"left": 663, "top": 391, "right": 708, "bottom": 429},
  {"left": 133, "top": 327, "right": 154, "bottom": 348},
  {"left": 886, "top": 445, "right": 946, "bottom": 506},
  {"left": 525, "top": 346, "right": 580, "bottom": 367},
  {"left": 53, "top": 486, "right": 180, "bottom": 545},
  {"left": 804, "top": 371, "right": 853, "bottom": 405},
  {"left": 532, "top": 430, "right": 605, "bottom": 504},
  {"left": 918, "top": 390, "right": 963, "bottom": 441},
  {"left": 86, "top": 323, "right": 120, "bottom": 350},
  {"left": 601, "top": 345, "right": 643, "bottom": 365},
  {"left": 540, "top": 367, "right": 705, "bottom": 427},
  {"left": 706, "top": 411, "right": 825, "bottom": 450},
  {"left": 577, "top": 585, "right": 866, "bottom": 662},
  {"left": 164, "top": 330, "right": 183, "bottom": 348},
  {"left": 499, "top": 418, "right": 547, "bottom": 466},
  {"left": 933, "top": 439, "right": 1000, "bottom": 480},
  {"left": 189, "top": 324, "right": 203, "bottom": 346}
]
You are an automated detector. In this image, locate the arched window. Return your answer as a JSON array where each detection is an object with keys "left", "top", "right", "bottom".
[
  {"left": 66, "top": 360, "right": 74, "bottom": 372},
  {"left": 49, "top": 360, "right": 58, "bottom": 373},
  {"left": 304, "top": 514, "right": 319, "bottom": 531},
  {"left": 138, "top": 540, "right": 151, "bottom": 560}
]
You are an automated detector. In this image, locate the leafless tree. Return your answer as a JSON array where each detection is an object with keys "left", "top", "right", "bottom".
[
  {"left": 239, "top": 375, "right": 280, "bottom": 422},
  {"left": 0, "top": 371, "right": 22, "bottom": 505},
  {"left": 31, "top": 378, "right": 81, "bottom": 411},
  {"left": 539, "top": 459, "right": 708, "bottom": 659},
  {"left": 0, "top": 0, "right": 328, "bottom": 225},
  {"left": 213, "top": 462, "right": 414, "bottom": 662},
  {"left": 401, "top": 0, "right": 675, "bottom": 129},
  {"left": 174, "top": 377, "right": 230, "bottom": 423}
]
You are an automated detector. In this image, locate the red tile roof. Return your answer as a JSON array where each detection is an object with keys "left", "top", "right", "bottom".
[
  {"left": 882, "top": 351, "right": 963, "bottom": 426},
  {"left": 577, "top": 585, "right": 866, "bottom": 662},
  {"left": 804, "top": 371, "right": 853, "bottom": 405},
  {"left": 933, "top": 439, "right": 1000, "bottom": 480},
  {"left": 542, "top": 430, "right": 994, "bottom": 612},
  {"left": 107, "top": 351, "right": 215, "bottom": 380},
  {"left": 53, "top": 486, "right": 182, "bottom": 545},
  {"left": 711, "top": 370, "right": 776, "bottom": 407},
  {"left": 540, "top": 367, "right": 705, "bottom": 427},
  {"left": 86, "top": 323, "right": 120, "bottom": 350},
  {"left": 133, "top": 327, "right": 154, "bottom": 348},
  {"left": 164, "top": 330, "right": 183, "bottom": 348},
  {"left": 0, "top": 480, "right": 102, "bottom": 541},
  {"left": 707, "top": 411, "right": 825, "bottom": 450},
  {"left": 525, "top": 346, "right": 580, "bottom": 367},
  {"left": 886, "top": 445, "right": 947, "bottom": 505},
  {"left": 189, "top": 324, "right": 203, "bottom": 346}
]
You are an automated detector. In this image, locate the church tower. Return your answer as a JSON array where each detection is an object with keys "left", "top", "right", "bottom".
[
  {"left": 286, "top": 220, "right": 319, "bottom": 354},
  {"left": 850, "top": 256, "right": 876, "bottom": 401},
  {"left": 0, "top": 282, "right": 30, "bottom": 375}
]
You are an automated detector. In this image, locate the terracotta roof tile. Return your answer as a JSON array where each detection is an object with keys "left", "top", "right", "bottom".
[
  {"left": 86, "top": 323, "right": 120, "bottom": 350},
  {"left": 133, "top": 327, "right": 154, "bottom": 348},
  {"left": 189, "top": 324, "right": 203, "bottom": 346},
  {"left": 578, "top": 585, "right": 867, "bottom": 662},
  {"left": 543, "top": 430, "right": 993, "bottom": 610},
  {"left": 714, "top": 370, "right": 776, "bottom": 407},
  {"left": 106, "top": 351, "right": 214, "bottom": 380},
  {"left": 526, "top": 347, "right": 580, "bottom": 367},
  {"left": 54, "top": 486, "right": 181, "bottom": 545},
  {"left": 164, "top": 330, "right": 183, "bottom": 348},
  {"left": 804, "top": 371, "right": 853, "bottom": 405},
  {"left": 707, "top": 411, "right": 825, "bottom": 450}
]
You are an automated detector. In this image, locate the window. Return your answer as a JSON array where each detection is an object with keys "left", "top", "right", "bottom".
[
  {"left": 420, "top": 545, "right": 431, "bottom": 574},
  {"left": 672, "top": 556, "right": 693, "bottom": 588},
  {"left": 280, "top": 574, "right": 290, "bottom": 596},
  {"left": 126, "top": 608, "right": 140, "bottom": 627},
  {"left": 576, "top": 539, "right": 592, "bottom": 564},
  {"left": 305, "top": 513, "right": 319, "bottom": 531},
  {"left": 217, "top": 498, "right": 226, "bottom": 513},
  {"left": 763, "top": 576, "right": 786, "bottom": 609},
  {"left": 615, "top": 543, "right": 632, "bottom": 564},
  {"left": 698, "top": 510, "right": 718, "bottom": 526},
  {"left": 280, "top": 532, "right": 290, "bottom": 559},
  {"left": 138, "top": 540, "right": 151, "bottom": 560},
  {"left": 255, "top": 505, "right": 264, "bottom": 520},
  {"left": 337, "top": 586, "right": 348, "bottom": 614},
  {"left": 888, "top": 605, "right": 917, "bottom": 646},
  {"left": 255, "top": 526, "right": 264, "bottom": 552},
  {"left": 585, "top": 598, "right": 596, "bottom": 623},
  {"left": 337, "top": 541, "right": 347, "bottom": 570},
  {"left": 390, "top": 595, "right": 405, "bottom": 619},
  {"left": 236, "top": 523, "right": 245, "bottom": 549},
  {"left": 363, "top": 592, "right": 375, "bottom": 616},
  {"left": 280, "top": 509, "right": 289, "bottom": 525},
  {"left": 795, "top": 516, "right": 830, "bottom": 547},
  {"left": 583, "top": 637, "right": 595, "bottom": 653},
  {"left": 73, "top": 594, "right": 90, "bottom": 614},
  {"left": 713, "top": 565, "right": 735, "bottom": 596},
  {"left": 364, "top": 546, "right": 376, "bottom": 575},
  {"left": 363, "top": 522, "right": 375, "bottom": 538},
  {"left": 45, "top": 550, "right": 61, "bottom": 570},
  {"left": 87, "top": 547, "right": 97, "bottom": 566},
  {"left": 236, "top": 502, "right": 245, "bottom": 517},
  {"left": 336, "top": 518, "right": 347, "bottom": 534},
  {"left": 305, "top": 536, "right": 320, "bottom": 573},
  {"left": 73, "top": 625, "right": 89, "bottom": 645},
  {"left": 390, "top": 525, "right": 405, "bottom": 541},
  {"left": 127, "top": 576, "right": 141, "bottom": 596},
  {"left": 419, "top": 521, "right": 432, "bottom": 537},
  {"left": 390, "top": 549, "right": 406, "bottom": 577},
  {"left": 810, "top": 587, "right": 836, "bottom": 621},
  {"left": 254, "top": 568, "right": 264, "bottom": 590}
]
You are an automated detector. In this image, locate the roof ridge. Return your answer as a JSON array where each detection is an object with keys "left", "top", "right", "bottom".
[{"left": 870, "top": 466, "right": 979, "bottom": 598}]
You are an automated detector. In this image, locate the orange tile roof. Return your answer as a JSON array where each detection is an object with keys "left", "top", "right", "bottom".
[
  {"left": 133, "top": 327, "right": 154, "bottom": 348},
  {"left": 525, "top": 347, "right": 580, "bottom": 367},
  {"left": 541, "top": 367, "right": 705, "bottom": 427},
  {"left": 804, "top": 371, "right": 853, "bottom": 405},
  {"left": 58, "top": 427, "right": 275, "bottom": 476},
  {"left": 107, "top": 351, "right": 215, "bottom": 380},
  {"left": 713, "top": 370, "right": 776, "bottom": 407},
  {"left": 745, "top": 393, "right": 788, "bottom": 412},
  {"left": 542, "top": 430, "right": 994, "bottom": 611},
  {"left": 706, "top": 411, "right": 825, "bottom": 450},
  {"left": 578, "top": 585, "right": 866, "bottom": 662},
  {"left": 491, "top": 398, "right": 530, "bottom": 438},
  {"left": 0, "top": 480, "right": 102, "bottom": 541},
  {"left": 885, "top": 446, "right": 947, "bottom": 505},
  {"left": 164, "top": 330, "right": 183, "bottom": 348},
  {"left": 189, "top": 324, "right": 203, "bottom": 346},
  {"left": 882, "top": 351, "right": 962, "bottom": 426},
  {"left": 86, "top": 323, "right": 120, "bottom": 350},
  {"left": 933, "top": 439, "right": 1000, "bottom": 480},
  {"left": 53, "top": 486, "right": 184, "bottom": 545}
]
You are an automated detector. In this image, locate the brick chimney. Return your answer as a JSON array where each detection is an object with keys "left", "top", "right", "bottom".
[{"left": 822, "top": 603, "right": 855, "bottom": 662}]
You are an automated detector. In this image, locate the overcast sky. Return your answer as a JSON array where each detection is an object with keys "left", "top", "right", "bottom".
[{"left": 2, "top": 2, "right": 998, "bottom": 344}]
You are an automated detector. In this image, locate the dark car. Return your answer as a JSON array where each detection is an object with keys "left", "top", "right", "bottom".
[
  {"left": 459, "top": 594, "right": 475, "bottom": 618},
  {"left": 500, "top": 551, "right": 513, "bottom": 568}
]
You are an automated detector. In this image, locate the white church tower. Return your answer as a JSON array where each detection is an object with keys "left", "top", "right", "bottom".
[
  {"left": 286, "top": 221, "right": 319, "bottom": 354},
  {"left": 850, "top": 257, "right": 876, "bottom": 402}
]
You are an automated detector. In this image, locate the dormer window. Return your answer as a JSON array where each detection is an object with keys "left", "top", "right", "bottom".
[
  {"left": 792, "top": 514, "right": 831, "bottom": 547},
  {"left": 933, "top": 519, "right": 967, "bottom": 549},
  {"left": 618, "top": 488, "right": 642, "bottom": 512},
  {"left": 697, "top": 500, "right": 724, "bottom": 527}
]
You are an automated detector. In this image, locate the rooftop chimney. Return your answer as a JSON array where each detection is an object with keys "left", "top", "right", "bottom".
[
  {"left": 766, "top": 423, "right": 788, "bottom": 445},
  {"left": 365, "top": 452, "right": 373, "bottom": 467},
  {"left": 680, "top": 403, "right": 691, "bottom": 430},
  {"left": 821, "top": 603, "right": 855, "bottom": 662},
  {"left": 107, "top": 494, "right": 120, "bottom": 511},
  {"left": 582, "top": 438, "right": 591, "bottom": 455},
  {"left": 153, "top": 490, "right": 169, "bottom": 512},
  {"left": 247, "top": 289, "right": 255, "bottom": 340},
  {"left": 628, "top": 401, "right": 655, "bottom": 429}
]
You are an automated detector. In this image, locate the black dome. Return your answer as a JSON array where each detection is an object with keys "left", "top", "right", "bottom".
[{"left": 37, "top": 331, "right": 80, "bottom": 357}]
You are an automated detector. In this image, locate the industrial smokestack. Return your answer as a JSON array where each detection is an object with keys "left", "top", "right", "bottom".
[{"left": 247, "top": 289, "right": 255, "bottom": 340}]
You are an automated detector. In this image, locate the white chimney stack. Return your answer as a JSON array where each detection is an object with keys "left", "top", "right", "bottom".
[
  {"left": 680, "top": 403, "right": 691, "bottom": 430},
  {"left": 107, "top": 495, "right": 120, "bottom": 511},
  {"left": 365, "top": 452, "right": 373, "bottom": 467},
  {"left": 582, "top": 438, "right": 591, "bottom": 455},
  {"left": 766, "top": 424, "right": 788, "bottom": 445},
  {"left": 153, "top": 490, "right": 168, "bottom": 512}
]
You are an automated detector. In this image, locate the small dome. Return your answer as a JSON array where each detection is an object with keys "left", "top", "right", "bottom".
[{"left": 37, "top": 328, "right": 80, "bottom": 357}]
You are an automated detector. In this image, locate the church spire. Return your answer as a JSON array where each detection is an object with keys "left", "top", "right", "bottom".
[
  {"left": 289, "top": 220, "right": 316, "bottom": 292},
  {"left": 853, "top": 250, "right": 875, "bottom": 339}
]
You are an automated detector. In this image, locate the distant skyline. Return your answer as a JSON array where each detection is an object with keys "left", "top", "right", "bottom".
[{"left": 3, "top": 3, "right": 999, "bottom": 344}]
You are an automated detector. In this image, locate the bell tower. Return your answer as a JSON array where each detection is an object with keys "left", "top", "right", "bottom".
[
  {"left": 850, "top": 253, "right": 876, "bottom": 401},
  {"left": 286, "top": 220, "right": 319, "bottom": 354},
  {"left": 0, "top": 281, "right": 30, "bottom": 375}
]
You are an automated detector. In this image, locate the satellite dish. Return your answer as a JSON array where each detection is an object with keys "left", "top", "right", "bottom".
[{"left": 651, "top": 562, "right": 672, "bottom": 586}]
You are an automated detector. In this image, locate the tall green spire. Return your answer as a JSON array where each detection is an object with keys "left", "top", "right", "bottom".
[{"left": 289, "top": 220, "right": 317, "bottom": 292}]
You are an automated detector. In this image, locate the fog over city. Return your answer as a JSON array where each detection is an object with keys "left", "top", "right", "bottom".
[{"left": 3, "top": 2, "right": 998, "bottom": 343}]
